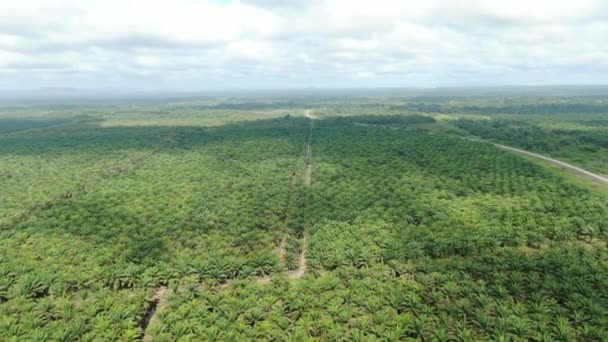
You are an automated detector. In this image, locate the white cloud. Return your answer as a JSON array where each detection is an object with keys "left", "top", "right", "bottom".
[
  {"left": 135, "top": 55, "right": 163, "bottom": 68},
  {"left": 0, "top": 0, "right": 607, "bottom": 90}
]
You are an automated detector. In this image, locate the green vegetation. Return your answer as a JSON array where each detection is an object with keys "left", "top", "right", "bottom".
[
  {"left": 0, "top": 114, "right": 310, "bottom": 339},
  {"left": 156, "top": 248, "right": 608, "bottom": 341},
  {"left": 1, "top": 93, "right": 607, "bottom": 340},
  {"left": 454, "top": 119, "right": 608, "bottom": 175}
]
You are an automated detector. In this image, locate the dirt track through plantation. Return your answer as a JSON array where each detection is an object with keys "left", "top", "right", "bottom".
[
  {"left": 287, "top": 236, "right": 308, "bottom": 279},
  {"left": 277, "top": 237, "right": 287, "bottom": 262},
  {"left": 288, "top": 111, "right": 314, "bottom": 279},
  {"left": 141, "top": 286, "right": 168, "bottom": 341},
  {"left": 277, "top": 169, "right": 298, "bottom": 264},
  {"left": 303, "top": 123, "right": 314, "bottom": 187},
  {"left": 141, "top": 111, "right": 316, "bottom": 337}
]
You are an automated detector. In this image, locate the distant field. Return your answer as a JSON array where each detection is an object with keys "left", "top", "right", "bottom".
[{"left": 1, "top": 95, "right": 607, "bottom": 340}]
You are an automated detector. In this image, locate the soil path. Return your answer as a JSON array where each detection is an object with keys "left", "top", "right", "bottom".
[
  {"left": 303, "top": 116, "right": 314, "bottom": 187},
  {"left": 140, "top": 112, "right": 317, "bottom": 335},
  {"left": 141, "top": 286, "right": 168, "bottom": 341},
  {"left": 277, "top": 168, "right": 299, "bottom": 263},
  {"left": 289, "top": 112, "right": 315, "bottom": 278},
  {"left": 287, "top": 235, "right": 307, "bottom": 279},
  {"left": 277, "top": 237, "right": 287, "bottom": 262},
  {"left": 254, "top": 276, "right": 272, "bottom": 285}
]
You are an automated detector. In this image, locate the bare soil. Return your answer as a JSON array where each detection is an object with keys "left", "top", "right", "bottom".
[
  {"left": 287, "top": 234, "right": 307, "bottom": 279},
  {"left": 141, "top": 286, "right": 168, "bottom": 342},
  {"left": 290, "top": 113, "right": 314, "bottom": 278}
]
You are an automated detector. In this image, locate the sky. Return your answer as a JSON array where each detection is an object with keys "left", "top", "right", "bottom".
[{"left": 0, "top": 0, "right": 607, "bottom": 92}]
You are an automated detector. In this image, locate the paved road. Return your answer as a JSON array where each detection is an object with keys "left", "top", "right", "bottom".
[
  {"left": 495, "top": 144, "right": 608, "bottom": 185},
  {"left": 359, "top": 123, "right": 607, "bottom": 186}
]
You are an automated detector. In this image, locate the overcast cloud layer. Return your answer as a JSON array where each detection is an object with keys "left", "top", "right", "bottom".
[{"left": 1, "top": 0, "right": 607, "bottom": 91}]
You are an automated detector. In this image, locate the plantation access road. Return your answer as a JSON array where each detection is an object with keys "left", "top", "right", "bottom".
[
  {"left": 287, "top": 240, "right": 307, "bottom": 279},
  {"left": 142, "top": 286, "right": 168, "bottom": 341},
  {"left": 142, "top": 112, "right": 317, "bottom": 337},
  {"left": 277, "top": 169, "right": 298, "bottom": 265},
  {"left": 355, "top": 121, "right": 606, "bottom": 185},
  {"left": 288, "top": 111, "right": 315, "bottom": 279},
  {"left": 495, "top": 144, "right": 608, "bottom": 185}
]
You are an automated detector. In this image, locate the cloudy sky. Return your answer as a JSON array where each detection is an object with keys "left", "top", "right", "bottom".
[{"left": 1, "top": 0, "right": 607, "bottom": 91}]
